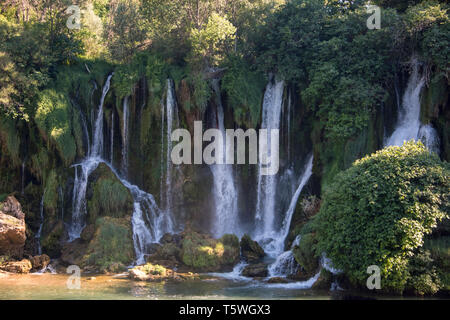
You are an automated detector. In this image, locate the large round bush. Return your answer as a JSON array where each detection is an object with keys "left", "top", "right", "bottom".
[{"left": 315, "top": 141, "right": 449, "bottom": 293}]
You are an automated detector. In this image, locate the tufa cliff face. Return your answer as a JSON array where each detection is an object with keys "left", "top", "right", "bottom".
[{"left": 0, "top": 196, "right": 26, "bottom": 259}]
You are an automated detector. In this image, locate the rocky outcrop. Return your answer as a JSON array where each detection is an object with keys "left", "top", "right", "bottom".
[
  {"left": 129, "top": 263, "right": 199, "bottom": 282},
  {"left": 0, "top": 259, "right": 32, "bottom": 273},
  {"left": 240, "top": 234, "right": 265, "bottom": 262},
  {"left": 267, "top": 277, "right": 289, "bottom": 284},
  {"left": 0, "top": 196, "right": 26, "bottom": 258},
  {"left": 146, "top": 230, "right": 240, "bottom": 272},
  {"left": 29, "top": 254, "right": 50, "bottom": 271},
  {"left": 311, "top": 269, "right": 333, "bottom": 290},
  {"left": 242, "top": 263, "right": 268, "bottom": 278}
]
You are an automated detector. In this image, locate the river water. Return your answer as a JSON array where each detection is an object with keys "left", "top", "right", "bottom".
[{"left": 0, "top": 273, "right": 333, "bottom": 300}]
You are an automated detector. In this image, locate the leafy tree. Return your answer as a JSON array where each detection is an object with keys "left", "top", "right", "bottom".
[
  {"left": 315, "top": 141, "right": 449, "bottom": 293},
  {"left": 189, "top": 12, "right": 236, "bottom": 67}
]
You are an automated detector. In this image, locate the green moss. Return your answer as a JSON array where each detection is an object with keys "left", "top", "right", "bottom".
[
  {"left": 43, "top": 170, "right": 59, "bottom": 212},
  {"left": 181, "top": 231, "right": 239, "bottom": 271},
  {"left": 83, "top": 217, "right": 134, "bottom": 270},
  {"left": 35, "top": 89, "right": 77, "bottom": 166},
  {"left": 87, "top": 164, "right": 133, "bottom": 223},
  {"left": 293, "top": 233, "right": 319, "bottom": 275},
  {"left": 138, "top": 263, "right": 167, "bottom": 276},
  {"left": 41, "top": 221, "right": 64, "bottom": 258},
  {"left": 222, "top": 55, "right": 266, "bottom": 127},
  {"left": 30, "top": 148, "right": 49, "bottom": 181},
  {"left": 0, "top": 115, "right": 21, "bottom": 166}
]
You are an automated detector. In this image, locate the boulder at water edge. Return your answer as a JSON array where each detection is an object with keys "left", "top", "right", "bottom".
[
  {"left": 0, "top": 196, "right": 26, "bottom": 258},
  {"left": 240, "top": 234, "right": 265, "bottom": 262}
]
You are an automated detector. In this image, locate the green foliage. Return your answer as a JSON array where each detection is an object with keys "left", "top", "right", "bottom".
[
  {"left": 43, "top": 170, "right": 59, "bottom": 212},
  {"left": 83, "top": 217, "right": 135, "bottom": 270},
  {"left": 222, "top": 55, "right": 266, "bottom": 127},
  {"left": 35, "top": 89, "right": 76, "bottom": 166},
  {"left": 0, "top": 114, "right": 21, "bottom": 166},
  {"left": 425, "top": 236, "right": 450, "bottom": 290},
  {"left": 315, "top": 141, "right": 450, "bottom": 293},
  {"left": 189, "top": 13, "right": 236, "bottom": 66},
  {"left": 88, "top": 165, "right": 133, "bottom": 222},
  {"left": 181, "top": 231, "right": 239, "bottom": 271},
  {"left": 421, "top": 22, "right": 450, "bottom": 79},
  {"left": 139, "top": 263, "right": 167, "bottom": 276},
  {"left": 292, "top": 233, "right": 319, "bottom": 274},
  {"left": 185, "top": 73, "right": 211, "bottom": 112},
  {"left": 406, "top": 249, "right": 441, "bottom": 295}
]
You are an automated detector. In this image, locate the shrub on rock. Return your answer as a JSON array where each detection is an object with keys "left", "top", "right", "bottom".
[{"left": 315, "top": 141, "right": 449, "bottom": 294}]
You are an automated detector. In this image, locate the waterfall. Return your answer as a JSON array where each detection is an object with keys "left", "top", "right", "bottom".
[
  {"left": 287, "top": 91, "right": 292, "bottom": 162},
  {"left": 83, "top": 160, "right": 174, "bottom": 265},
  {"left": 91, "top": 75, "right": 112, "bottom": 158},
  {"left": 210, "top": 79, "right": 239, "bottom": 237},
  {"left": 69, "top": 74, "right": 113, "bottom": 241},
  {"left": 122, "top": 177, "right": 174, "bottom": 265},
  {"left": 209, "top": 261, "right": 251, "bottom": 282},
  {"left": 268, "top": 236, "right": 301, "bottom": 277},
  {"left": 79, "top": 106, "right": 91, "bottom": 157},
  {"left": 267, "top": 156, "right": 313, "bottom": 274},
  {"left": 110, "top": 111, "right": 114, "bottom": 164},
  {"left": 68, "top": 74, "right": 173, "bottom": 264},
  {"left": 386, "top": 58, "right": 440, "bottom": 153},
  {"left": 160, "top": 80, "right": 177, "bottom": 213},
  {"left": 36, "top": 192, "right": 45, "bottom": 255},
  {"left": 418, "top": 124, "right": 440, "bottom": 154},
  {"left": 255, "top": 78, "right": 284, "bottom": 241},
  {"left": 121, "top": 96, "right": 130, "bottom": 177},
  {"left": 58, "top": 186, "right": 64, "bottom": 220}
]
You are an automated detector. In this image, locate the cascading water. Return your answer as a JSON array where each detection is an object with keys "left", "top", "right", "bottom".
[
  {"left": 268, "top": 235, "right": 301, "bottom": 277},
  {"left": 110, "top": 111, "right": 114, "bottom": 164},
  {"left": 418, "top": 124, "right": 440, "bottom": 154},
  {"left": 68, "top": 74, "right": 173, "bottom": 265},
  {"left": 121, "top": 96, "right": 130, "bottom": 177},
  {"left": 210, "top": 79, "right": 239, "bottom": 237},
  {"left": 286, "top": 91, "right": 292, "bottom": 162},
  {"left": 265, "top": 155, "right": 313, "bottom": 275},
  {"left": 209, "top": 261, "right": 251, "bottom": 282},
  {"left": 386, "top": 58, "right": 440, "bottom": 153},
  {"left": 255, "top": 78, "right": 284, "bottom": 242},
  {"left": 84, "top": 160, "right": 174, "bottom": 265},
  {"left": 69, "top": 74, "right": 113, "bottom": 241},
  {"left": 119, "top": 173, "right": 174, "bottom": 265},
  {"left": 36, "top": 192, "right": 45, "bottom": 255},
  {"left": 79, "top": 106, "right": 91, "bottom": 157},
  {"left": 160, "top": 80, "right": 177, "bottom": 214},
  {"left": 58, "top": 186, "right": 64, "bottom": 220}
]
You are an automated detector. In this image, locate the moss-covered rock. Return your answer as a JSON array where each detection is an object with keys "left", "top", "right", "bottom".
[
  {"left": 240, "top": 234, "right": 265, "bottom": 262},
  {"left": 292, "top": 233, "right": 319, "bottom": 276},
  {"left": 180, "top": 230, "right": 239, "bottom": 272},
  {"left": 82, "top": 217, "right": 135, "bottom": 272},
  {"left": 129, "top": 262, "right": 199, "bottom": 282},
  {"left": 242, "top": 263, "right": 268, "bottom": 278},
  {"left": 87, "top": 163, "right": 134, "bottom": 223},
  {"left": 311, "top": 269, "right": 333, "bottom": 290},
  {"left": 41, "top": 221, "right": 64, "bottom": 258}
]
